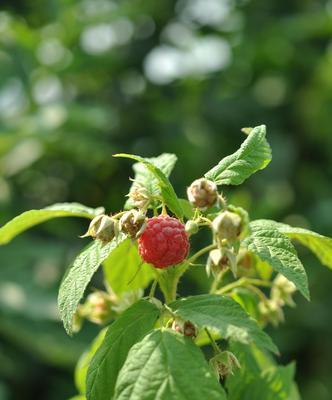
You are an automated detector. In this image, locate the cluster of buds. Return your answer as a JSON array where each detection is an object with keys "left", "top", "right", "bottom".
[
  {"left": 81, "top": 214, "right": 119, "bottom": 243},
  {"left": 259, "top": 274, "right": 296, "bottom": 326},
  {"left": 187, "top": 178, "right": 219, "bottom": 209},
  {"left": 119, "top": 209, "right": 146, "bottom": 239},
  {"left": 81, "top": 209, "right": 148, "bottom": 244},
  {"left": 209, "top": 351, "right": 241, "bottom": 380},
  {"left": 171, "top": 319, "right": 197, "bottom": 338}
]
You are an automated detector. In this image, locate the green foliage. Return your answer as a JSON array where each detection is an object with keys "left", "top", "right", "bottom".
[
  {"left": 244, "top": 220, "right": 310, "bottom": 299},
  {"left": 205, "top": 125, "right": 271, "bottom": 186},
  {"left": 1, "top": 1, "right": 332, "bottom": 398},
  {"left": 169, "top": 294, "right": 277, "bottom": 353},
  {"left": 103, "top": 239, "right": 154, "bottom": 295},
  {"left": 226, "top": 343, "right": 299, "bottom": 400},
  {"left": 0, "top": 203, "right": 104, "bottom": 245},
  {"left": 1, "top": 124, "right": 331, "bottom": 399},
  {"left": 114, "top": 154, "right": 183, "bottom": 218},
  {"left": 113, "top": 329, "right": 227, "bottom": 400},
  {"left": 58, "top": 235, "right": 126, "bottom": 335},
  {"left": 75, "top": 329, "right": 107, "bottom": 395},
  {"left": 86, "top": 299, "right": 160, "bottom": 400}
]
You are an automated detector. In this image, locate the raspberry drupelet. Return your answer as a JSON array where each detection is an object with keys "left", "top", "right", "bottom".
[{"left": 138, "top": 215, "right": 190, "bottom": 268}]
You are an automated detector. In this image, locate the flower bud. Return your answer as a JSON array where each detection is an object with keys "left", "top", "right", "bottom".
[
  {"left": 79, "top": 291, "right": 113, "bottom": 325},
  {"left": 206, "top": 249, "right": 229, "bottom": 276},
  {"left": 119, "top": 209, "right": 147, "bottom": 239},
  {"left": 128, "top": 184, "right": 150, "bottom": 209},
  {"left": 212, "top": 211, "right": 242, "bottom": 241},
  {"left": 271, "top": 274, "right": 296, "bottom": 307},
  {"left": 81, "top": 214, "right": 117, "bottom": 243},
  {"left": 185, "top": 220, "right": 199, "bottom": 235},
  {"left": 187, "top": 178, "right": 218, "bottom": 209},
  {"left": 209, "top": 351, "right": 241, "bottom": 379},
  {"left": 259, "top": 299, "right": 284, "bottom": 327},
  {"left": 80, "top": 291, "right": 114, "bottom": 324},
  {"left": 171, "top": 319, "right": 197, "bottom": 338}
]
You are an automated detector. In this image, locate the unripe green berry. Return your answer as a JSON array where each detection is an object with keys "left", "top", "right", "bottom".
[{"left": 185, "top": 220, "right": 199, "bottom": 235}]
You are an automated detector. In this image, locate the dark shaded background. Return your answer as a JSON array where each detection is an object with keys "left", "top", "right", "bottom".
[{"left": 0, "top": 0, "right": 332, "bottom": 399}]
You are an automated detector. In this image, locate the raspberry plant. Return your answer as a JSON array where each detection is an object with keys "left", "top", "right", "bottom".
[{"left": 1, "top": 125, "right": 332, "bottom": 399}]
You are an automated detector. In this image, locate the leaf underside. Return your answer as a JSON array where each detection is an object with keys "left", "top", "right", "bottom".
[{"left": 58, "top": 234, "right": 126, "bottom": 335}]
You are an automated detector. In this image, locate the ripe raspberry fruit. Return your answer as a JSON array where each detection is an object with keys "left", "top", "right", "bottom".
[{"left": 138, "top": 216, "right": 190, "bottom": 268}]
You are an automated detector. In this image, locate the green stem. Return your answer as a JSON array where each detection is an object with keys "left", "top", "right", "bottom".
[
  {"left": 187, "top": 244, "right": 217, "bottom": 265},
  {"left": 111, "top": 211, "right": 126, "bottom": 219},
  {"left": 148, "top": 279, "right": 158, "bottom": 298},
  {"left": 217, "top": 278, "right": 247, "bottom": 295},
  {"left": 216, "top": 278, "right": 272, "bottom": 295},
  {"left": 205, "top": 328, "right": 221, "bottom": 354},
  {"left": 210, "top": 269, "right": 227, "bottom": 293}
]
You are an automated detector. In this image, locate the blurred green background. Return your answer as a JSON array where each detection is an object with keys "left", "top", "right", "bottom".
[{"left": 0, "top": 0, "right": 332, "bottom": 399}]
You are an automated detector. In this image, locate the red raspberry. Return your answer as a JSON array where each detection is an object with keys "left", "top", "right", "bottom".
[{"left": 138, "top": 216, "right": 190, "bottom": 269}]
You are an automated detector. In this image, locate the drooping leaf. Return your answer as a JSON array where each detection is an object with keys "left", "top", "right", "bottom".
[
  {"left": 114, "top": 153, "right": 183, "bottom": 218},
  {"left": 103, "top": 239, "right": 154, "bottom": 295},
  {"left": 0, "top": 203, "right": 104, "bottom": 245},
  {"left": 265, "top": 220, "right": 332, "bottom": 270},
  {"left": 205, "top": 125, "right": 271, "bottom": 186},
  {"left": 113, "top": 329, "right": 227, "bottom": 400},
  {"left": 75, "top": 329, "right": 107, "bottom": 395},
  {"left": 86, "top": 299, "right": 160, "bottom": 400},
  {"left": 169, "top": 294, "right": 278, "bottom": 353},
  {"left": 243, "top": 220, "right": 310, "bottom": 300},
  {"left": 58, "top": 234, "right": 126, "bottom": 335}
]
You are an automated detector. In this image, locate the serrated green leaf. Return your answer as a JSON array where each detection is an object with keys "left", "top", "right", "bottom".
[
  {"left": 205, "top": 125, "right": 271, "bottom": 185},
  {"left": 169, "top": 294, "right": 278, "bottom": 353},
  {"left": 270, "top": 221, "right": 332, "bottom": 270},
  {"left": 243, "top": 220, "right": 310, "bottom": 300},
  {"left": 125, "top": 153, "right": 177, "bottom": 209},
  {"left": 113, "top": 329, "right": 227, "bottom": 400},
  {"left": 227, "top": 343, "right": 297, "bottom": 400},
  {"left": 86, "top": 299, "right": 160, "bottom": 400},
  {"left": 58, "top": 234, "right": 126, "bottom": 335},
  {"left": 0, "top": 203, "right": 104, "bottom": 245},
  {"left": 75, "top": 329, "right": 107, "bottom": 395},
  {"left": 114, "top": 153, "right": 183, "bottom": 218},
  {"left": 103, "top": 239, "right": 154, "bottom": 295}
]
